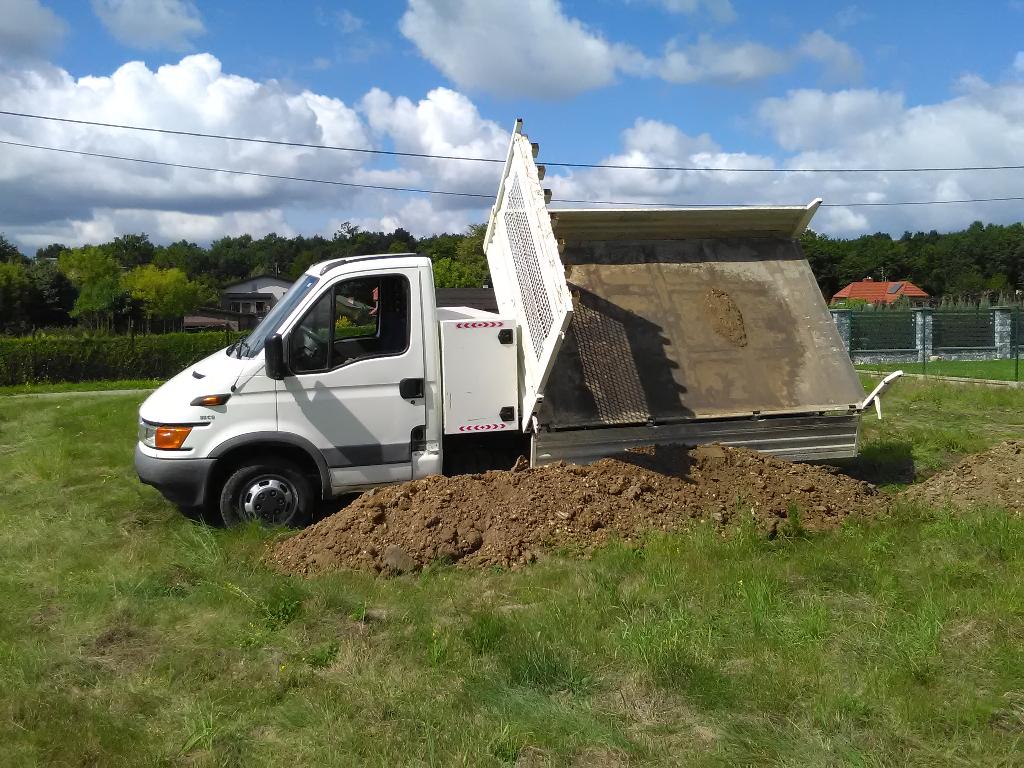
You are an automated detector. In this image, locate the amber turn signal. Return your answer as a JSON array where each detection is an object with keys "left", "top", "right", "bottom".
[
  {"left": 154, "top": 426, "right": 192, "bottom": 450},
  {"left": 190, "top": 394, "right": 231, "bottom": 407}
]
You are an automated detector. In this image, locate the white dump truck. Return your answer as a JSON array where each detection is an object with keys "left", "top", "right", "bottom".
[{"left": 135, "top": 120, "right": 896, "bottom": 525}]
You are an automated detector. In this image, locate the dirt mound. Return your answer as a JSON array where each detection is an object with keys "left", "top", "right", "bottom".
[
  {"left": 269, "top": 445, "right": 884, "bottom": 576},
  {"left": 703, "top": 288, "right": 748, "bottom": 347},
  {"left": 902, "top": 441, "right": 1024, "bottom": 511}
]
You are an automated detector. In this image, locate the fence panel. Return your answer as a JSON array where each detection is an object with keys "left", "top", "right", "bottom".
[
  {"left": 849, "top": 311, "right": 916, "bottom": 351},
  {"left": 932, "top": 310, "right": 994, "bottom": 352}
]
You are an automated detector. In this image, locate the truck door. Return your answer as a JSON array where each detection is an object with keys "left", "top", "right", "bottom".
[{"left": 276, "top": 268, "right": 426, "bottom": 489}]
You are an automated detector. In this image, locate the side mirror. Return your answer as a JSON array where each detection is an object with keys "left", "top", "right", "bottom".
[{"left": 264, "top": 334, "right": 287, "bottom": 380}]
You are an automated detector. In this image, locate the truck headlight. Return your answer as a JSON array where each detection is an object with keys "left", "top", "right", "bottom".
[
  {"left": 139, "top": 420, "right": 157, "bottom": 447},
  {"left": 139, "top": 421, "right": 192, "bottom": 450}
]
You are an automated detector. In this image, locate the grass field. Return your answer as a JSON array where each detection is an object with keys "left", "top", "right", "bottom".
[
  {"left": 858, "top": 358, "right": 1023, "bottom": 382},
  {"left": 1, "top": 379, "right": 1023, "bottom": 766}
]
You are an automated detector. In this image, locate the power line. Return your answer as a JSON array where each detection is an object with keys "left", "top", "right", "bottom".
[
  {"left": 0, "top": 110, "right": 503, "bottom": 164},
  {"left": 3, "top": 138, "right": 1024, "bottom": 209},
  {"left": 3, "top": 109, "right": 1024, "bottom": 175},
  {"left": 0, "top": 139, "right": 495, "bottom": 200}
]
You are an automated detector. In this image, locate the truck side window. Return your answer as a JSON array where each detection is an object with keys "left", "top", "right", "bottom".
[
  {"left": 289, "top": 290, "right": 331, "bottom": 373},
  {"left": 288, "top": 274, "right": 409, "bottom": 374},
  {"left": 332, "top": 275, "right": 409, "bottom": 366}
]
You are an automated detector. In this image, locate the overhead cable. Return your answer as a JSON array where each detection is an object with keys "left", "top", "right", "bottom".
[
  {"left": 3, "top": 109, "right": 1024, "bottom": 175},
  {"left": 3, "top": 138, "right": 1023, "bottom": 209}
]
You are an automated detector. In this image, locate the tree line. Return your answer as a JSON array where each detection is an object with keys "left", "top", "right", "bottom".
[
  {"left": 0, "top": 224, "right": 489, "bottom": 334},
  {"left": 2, "top": 217, "right": 1023, "bottom": 334},
  {"left": 801, "top": 220, "right": 1024, "bottom": 301}
]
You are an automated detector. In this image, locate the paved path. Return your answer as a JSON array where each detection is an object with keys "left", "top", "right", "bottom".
[
  {"left": 860, "top": 370, "right": 1022, "bottom": 388},
  {"left": 1, "top": 388, "right": 155, "bottom": 399}
]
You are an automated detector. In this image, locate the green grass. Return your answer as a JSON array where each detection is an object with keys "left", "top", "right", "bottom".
[
  {"left": 858, "top": 358, "right": 1023, "bottom": 382},
  {"left": 1, "top": 382, "right": 1023, "bottom": 766},
  {"left": 0, "top": 378, "right": 162, "bottom": 395},
  {"left": 853, "top": 373, "right": 1024, "bottom": 484}
]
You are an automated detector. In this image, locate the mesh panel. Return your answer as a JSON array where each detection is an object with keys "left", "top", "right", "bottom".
[
  {"left": 933, "top": 311, "right": 995, "bottom": 349},
  {"left": 850, "top": 312, "right": 916, "bottom": 350},
  {"left": 571, "top": 293, "right": 651, "bottom": 425},
  {"left": 503, "top": 174, "right": 554, "bottom": 360}
]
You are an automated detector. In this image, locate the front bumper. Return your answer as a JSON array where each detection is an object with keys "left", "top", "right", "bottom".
[{"left": 134, "top": 444, "right": 216, "bottom": 508}]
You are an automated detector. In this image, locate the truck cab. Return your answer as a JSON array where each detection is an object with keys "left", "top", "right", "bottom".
[{"left": 136, "top": 254, "right": 450, "bottom": 525}]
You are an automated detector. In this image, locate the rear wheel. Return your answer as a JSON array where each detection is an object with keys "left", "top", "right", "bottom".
[{"left": 219, "top": 460, "right": 313, "bottom": 527}]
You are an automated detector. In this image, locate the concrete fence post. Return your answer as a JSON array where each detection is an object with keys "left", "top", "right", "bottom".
[
  {"left": 913, "top": 308, "right": 933, "bottom": 363},
  {"left": 830, "top": 309, "right": 852, "bottom": 353},
  {"left": 993, "top": 307, "right": 1012, "bottom": 360}
]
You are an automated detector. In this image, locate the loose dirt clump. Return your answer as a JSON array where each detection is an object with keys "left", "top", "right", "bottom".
[
  {"left": 269, "top": 444, "right": 884, "bottom": 576},
  {"left": 703, "top": 288, "right": 747, "bottom": 347},
  {"left": 902, "top": 440, "right": 1024, "bottom": 511}
]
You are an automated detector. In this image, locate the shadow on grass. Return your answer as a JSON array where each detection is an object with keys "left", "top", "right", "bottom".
[{"left": 837, "top": 440, "right": 916, "bottom": 486}]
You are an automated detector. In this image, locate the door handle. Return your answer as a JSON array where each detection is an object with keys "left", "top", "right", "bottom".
[{"left": 399, "top": 378, "right": 424, "bottom": 399}]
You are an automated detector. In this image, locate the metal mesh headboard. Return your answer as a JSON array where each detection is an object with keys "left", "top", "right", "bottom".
[
  {"left": 484, "top": 123, "right": 573, "bottom": 423},
  {"left": 503, "top": 174, "right": 554, "bottom": 360}
]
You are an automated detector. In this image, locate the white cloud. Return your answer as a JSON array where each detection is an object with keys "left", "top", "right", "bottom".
[
  {"left": 0, "top": 54, "right": 377, "bottom": 245},
  {"left": 649, "top": 0, "right": 736, "bottom": 23},
  {"left": 399, "top": 0, "right": 629, "bottom": 99},
  {"left": 658, "top": 36, "right": 790, "bottom": 83},
  {"left": 0, "top": 0, "right": 66, "bottom": 60},
  {"left": 336, "top": 9, "right": 363, "bottom": 34},
  {"left": 0, "top": 54, "right": 505, "bottom": 248},
  {"left": 758, "top": 89, "right": 904, "bottom": 151},
  {"left": 654, "top": 30, "right": 861, "bottom": 86},
  {"left": 548, "top": 76, "right": 1024, "bottom": 237},
  {"left": 4, "top": 48, "right": 1023, "bottom": 249},
  {"left": 400, "top": 0, "right": 862, "bottom": 96},
  {"left": 797, "top": 30, "right": 863, "bottom": 82},
  {"left": 835, "top": 4, "right": 870, "bottom": 28},
  {"left": 91, "top": 0, "right": 205, "bottom": 51}
]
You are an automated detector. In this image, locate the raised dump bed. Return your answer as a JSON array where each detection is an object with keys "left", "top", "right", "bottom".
[
  {"left": 484, "top": 122, "right": 874, "bottom": 465},
  {"left": 533, "top": 205, "right": 867, "bottom": 462}
]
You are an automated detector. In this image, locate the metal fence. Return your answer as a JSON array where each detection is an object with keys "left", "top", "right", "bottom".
[{"left": 831, "top": 307, "right": 1023, "bottom": 383}]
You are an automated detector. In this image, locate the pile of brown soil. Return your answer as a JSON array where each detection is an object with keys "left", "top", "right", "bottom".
[
  {"left": 902, "top": 441, "right": 1024, "bottom": 511},
  {"left": 269, "top": 444, "right": 885, "bottom": 576},
  {"left": 703, "top": 288, "right": 748, "bottom": 347}
]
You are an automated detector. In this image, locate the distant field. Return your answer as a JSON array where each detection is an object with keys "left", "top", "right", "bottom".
[
  {"left": 1, "top": 380, "right": 1023, "bottom": 765},
  {"left": 858, "top": 358, "right": 1023, "bottom": 382}
]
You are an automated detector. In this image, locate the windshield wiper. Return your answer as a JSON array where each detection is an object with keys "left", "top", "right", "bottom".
[{"left": 235, "top": 338, "right": 252, "bottom": 359}]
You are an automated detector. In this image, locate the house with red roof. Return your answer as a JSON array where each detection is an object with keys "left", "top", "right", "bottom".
[{"left": 831, "top": 278, "right": 929, "bottom": 306}]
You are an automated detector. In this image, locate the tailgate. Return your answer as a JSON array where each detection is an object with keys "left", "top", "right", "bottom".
[
  {"left": 483, "top": 121, "right": 573, "bottom": 424},
  {"left": 539, "top": 206, "right": 864, "bottom": 429}
]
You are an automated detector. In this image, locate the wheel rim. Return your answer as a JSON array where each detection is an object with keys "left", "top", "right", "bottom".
[{"left": 240, "top": 474, "right": 297, "bottom": 524}]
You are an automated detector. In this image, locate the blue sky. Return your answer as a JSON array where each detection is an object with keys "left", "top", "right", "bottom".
[{"left": 1, "top": 0, "right": 1023, "bottom": 249}]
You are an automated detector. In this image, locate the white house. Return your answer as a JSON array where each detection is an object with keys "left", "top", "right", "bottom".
[{"left": 220, "top": 274, "right": 293, "bottom": 317}]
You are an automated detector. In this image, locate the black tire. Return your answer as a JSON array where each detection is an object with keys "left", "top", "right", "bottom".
[{"left": 219, "top": 459, "right": 313, "bottom": 527}]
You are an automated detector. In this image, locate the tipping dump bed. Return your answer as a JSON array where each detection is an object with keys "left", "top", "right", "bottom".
[
  {"left": 484, "top": 122, "right": 867, "bottom": 463},
  {"left": 540, "top": 207, "right": 864, "bottom": 430}
]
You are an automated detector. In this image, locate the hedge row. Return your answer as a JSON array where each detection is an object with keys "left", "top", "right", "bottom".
[{"left": 0, "top": 331, "right": 246, "bottom": 385}]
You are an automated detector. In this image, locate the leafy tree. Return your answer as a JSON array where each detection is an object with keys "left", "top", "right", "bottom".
[
  {"left": 58, "top": 246, "right": 124, "bottom": 330},
  {"left": 0, "top": 260, "right": 30, "bottom": 331},
  {"left": 35, "top": 242, "right": 68, "bottom": 261},
  {"left": 153, "top": 239, "right": 214, "bottom": 278},
  {"left": 108, "top": 233, "right": 155, "bottom": 268},
  {"left": 25, "top": 259, "right": 75, "bottom": 328},
  {"left": 0, "top": 234, "right": 27, "bottom": 264},
  {"left": 124, "top": 265, "right": 214, "bottom": 331}
]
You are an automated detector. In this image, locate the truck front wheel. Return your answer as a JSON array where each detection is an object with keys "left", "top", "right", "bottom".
[{"left": 219, "top": 460, "right": 313, "bottom": 527}]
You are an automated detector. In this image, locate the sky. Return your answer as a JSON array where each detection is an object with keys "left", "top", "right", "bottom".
[{"left": 1, "top": 0, "right": 1023, "bottom": 252}]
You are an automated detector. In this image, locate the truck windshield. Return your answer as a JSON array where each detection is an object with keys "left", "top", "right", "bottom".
[{"left": 231, "top": 275, "right": 319, "bottom": 358}]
